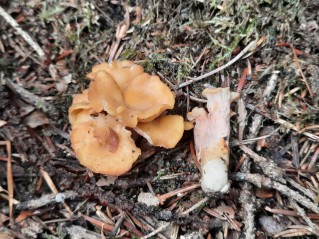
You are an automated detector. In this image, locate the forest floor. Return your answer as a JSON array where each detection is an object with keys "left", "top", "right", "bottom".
[{"left": 1, "top": 0, "right": 319, "bottom": 238}]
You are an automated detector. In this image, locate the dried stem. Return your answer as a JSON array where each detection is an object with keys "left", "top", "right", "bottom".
[
  {"left": 239, "top": 145, "right": 285, "bottom": 183},
  {"left": 5, "top": 141, "right": 13, "bottom": 226},
  {"left": 156, "top": 183, "right": 201, "bottom": 205},
  {"left": 232, "top": 173, "right": 319, "bottom": 213},
  {"left": 0, "top": 6, "right": 45, "bottom": 58},
  {"left": 178, "top": 40, "right": 258, "bottom": 88},
  {"left": 290, "top": 199, "right": 319, "bottom": 235}
]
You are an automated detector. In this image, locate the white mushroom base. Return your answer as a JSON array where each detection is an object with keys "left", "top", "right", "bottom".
[{"left": 201, "top": 158, "right": 230, "bottom": 194}]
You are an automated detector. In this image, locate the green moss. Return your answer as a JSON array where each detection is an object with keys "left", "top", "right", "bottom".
[
  {"left": 140, "top": 59, "right": 155, "bottom": 73},
  {"left": 119, "top": 48, "right": 138, "bottom": 60}
]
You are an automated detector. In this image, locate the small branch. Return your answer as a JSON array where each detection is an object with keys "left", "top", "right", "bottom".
[
  {"left": 286, "top": 178, "right": 316, "bottom": 201},
  {"left": 239, "top": 145, "right": 285, "bottom": 183},
  {"left": 4, "top": 78, "right": 54, "bottom": 114},
  {"left": 232, "top": 173, "right": 319, "bottom": 214},
  {"left": 40, "top": 169, "right": 73, "bottom": 216},
  {"left": 156, "top": 183, "right": 201, "bottom": 205},
  {"left": 15, "top": 191, "right": 79, "bottom": 211},
  {"left": 239, "top": 184, "right": 256, "bottom": 239},
  {"left": 178, "top": 40, "right": 258, "bottom": 88},
  {"left": 239, "top": 157, "right": 256, "bottom": 239},
  {"left": 290, "top": 199, "right": 319, "bottom": 235},
  {"left": 0, "top": 6, "right": 45, "bottom": 58},
  {"left": 141, "top": 222, "right": 170, "bottom": 239},
  {"left": 248, "top": 72, "right": 279, "bottom": 140},
  {"left": 182, "top": 197, "right": 209, "bottom": 215}
]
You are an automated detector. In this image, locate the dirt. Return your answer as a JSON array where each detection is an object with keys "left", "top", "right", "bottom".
[{"left": 1, "top": 0, "right": 319, "bottom": 238}]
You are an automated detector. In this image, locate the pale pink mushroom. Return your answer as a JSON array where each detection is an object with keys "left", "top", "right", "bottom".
[{"left": 187, "top": 87, "right": 239, "bottom": 193}]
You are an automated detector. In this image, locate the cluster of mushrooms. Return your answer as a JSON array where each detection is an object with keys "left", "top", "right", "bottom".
[
  {"left": 69, "top": 61, "right": 186, "bottom": 176},
  {"left": 69, "top": 60, "right": 239, "bottom": 194}
]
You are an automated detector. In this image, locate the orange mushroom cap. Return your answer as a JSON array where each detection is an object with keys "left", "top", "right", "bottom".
[
  {"left": 124, "top": 73, "right": 175, "bottom": 123},
  {"left": 134, "top": 115, "right": 184, "bottom": 148},
  {"left": 69, "top": 89, "right": 96, "bottom": 125},
  {"left": 70, "top": 114, "right": 141, "bottom": 176},
  {"left": 88, "top": 71, "right": 127, "bottom": 115},
  {"left": 87, "top": 61, "right": 144, "bottom": 92},
  {"left": 87, "top": 64, "right": 175, "bottom": 128},
  {"left": 69, "top": 61, "right": 185, "bottom": 176}
]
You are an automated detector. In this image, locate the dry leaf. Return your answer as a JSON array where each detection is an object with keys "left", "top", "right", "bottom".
[
  {"left": 24, "top": 111, "right": 50, "bottom": 128},
  {"left": 96, "top": 176, "right": 118, "bottom": 187},
  {"left": 0, "top": 120, "right": 7, "bottom": 128},
  {"left": 15, "top": 99, "right": 35, "bottom": 116},
  {"left": 56, "top": 74, "right": 72, "bottom": 92},
  {"left": 0, "top": 232, "right": 14, "bottom": 239},
  {"left": 0, "top": 213, "right": 9, "bottom": 223},
  {"left": 214, "top": 206, "right": 235, "bottom": 219},
  {"left": 255, "top": 188, "right": 274, "bottom": 198},
  {"left": 15, "top": 210, "right": 34, "bottom": 223}
]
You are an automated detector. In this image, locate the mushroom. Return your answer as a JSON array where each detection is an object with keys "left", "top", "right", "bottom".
[
  {"left": 87, "top": 63, "right": 175, "bottom": 128},
  {"left": 187, "top": 87, "right": 239, "bottom": 194},
  {"left": 123, "top": 73, "right": 175, "bottom": 123},
  {"left": 69, "top": 89, "right": 96, "bottom": 125},
  {"left": 87, "top": 60, "right": 144, "bottom": 92},
  {"left": 70, "top": 114, "right": 141, "bottom": 176},
  {"left": 69, "top": 61, "right": 185, "bottom": 176},
  {"left": 88, "top": 71, "right": 128, "bottom": 115},
  {"left": 134, "top": 115, "right": 184, "bottom": 148}
]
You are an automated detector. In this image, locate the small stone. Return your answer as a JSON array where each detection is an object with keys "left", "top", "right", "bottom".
[{"left": 137, "top": 192, "right": 160, "bottom": 207}]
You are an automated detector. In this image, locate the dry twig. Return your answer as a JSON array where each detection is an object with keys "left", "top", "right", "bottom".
[
  {"left": 15, "top": 191, "right": 78, "bottom": 211},
  {"left": 0, "top": 141, "right": 14, "bottom": 225},
  {"left": 0, "top": 6, "right": 45, "bottom": 58},
  {"left": 156, "top": 183, "right": 201, "bottom": 205},
  {"left": 290, "top": 199, "right": 319, "bottom": 235},
  {"left": 4, "top": 78, "right": 53, "bottom": 113},
  {"left": 232, "top": 173, "right": 319, "bottom": 213},
  {"left": 40, "top": 169, "right": 73, "bottom": 215},
  {"left": 239, "top": 145, "right": 285, "bottom": 183},
  {"left": 178, "top": 40, "right": 259, "bottom": 88}
]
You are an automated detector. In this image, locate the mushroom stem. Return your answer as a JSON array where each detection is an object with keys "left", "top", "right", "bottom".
[{"left": 187, "top": 87, "right": 239, "bottom": 194}]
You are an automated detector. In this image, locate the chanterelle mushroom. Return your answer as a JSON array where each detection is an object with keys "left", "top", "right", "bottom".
[
  {"left": 87, "top": 63, "right": 175, "bottom": 128},
  {"left": 69, "top": 60, "right": 185, "bottom": 176},
  {"left": 70, "top": 114, "right": 141, "bottom": 176},
  {"left": 187, "top": 87, "right": 239, "bottom": 194},
  {"left": 134, "top": 115, "right": 184, "bottom": 148},
  {"left": 69, "top": 89, "right": 95, "bottom": 125},
  {"left": 86, "top": 60, "right": 144, "bottom": 92}
]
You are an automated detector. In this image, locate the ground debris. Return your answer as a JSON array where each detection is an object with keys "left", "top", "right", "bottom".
[
  {"left": 258, "top": 216, "right": 286, "bottom": 237},
  {"left": 65, "top": 225, "right": 101, "bottom": 239},
  {"left": 15, "top": 191, "right": 79, "bottom": 211},
  {"left": 1, "top": 0, "right": 319, "bottom": 238}
]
